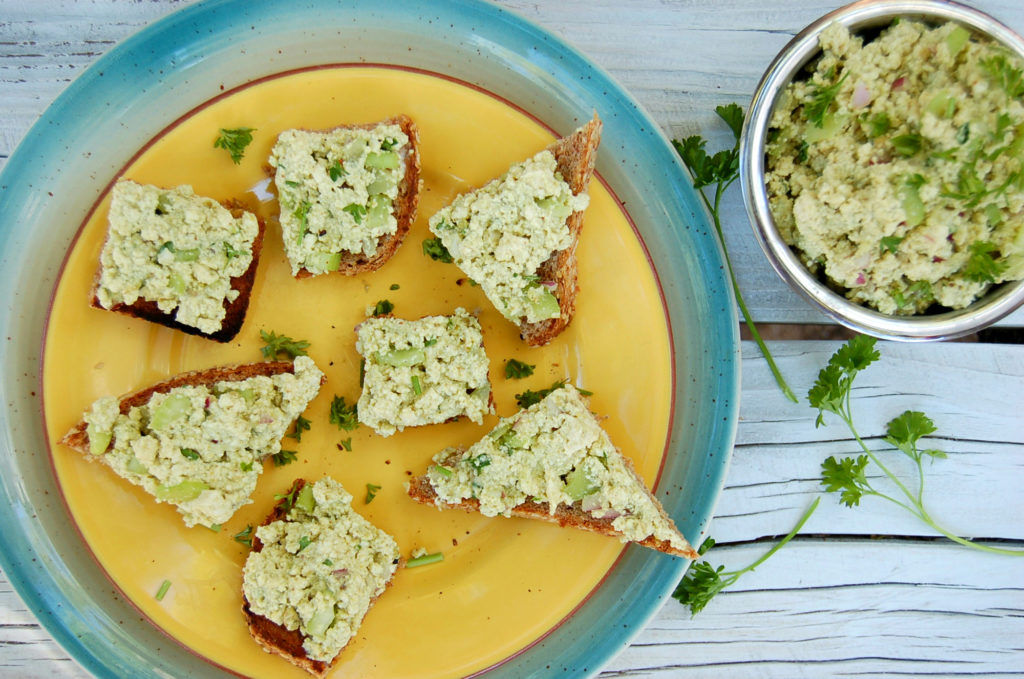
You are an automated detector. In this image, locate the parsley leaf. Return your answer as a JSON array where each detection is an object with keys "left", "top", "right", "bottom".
[
  {"left": 820, "top": 454, "right": 871, "bottom": 507},
  {"left": 804, "top": 72, "right": 848, "bottom": 128},
  {"left": 365, "top": 483, "right": 381, "bottom": 504},
  {"left": 343, "top": 203, "right": 367, "bottom": 224},
  {"left": 180, "top": 448, "right": 200, "bottom": 461},
  {"left": 260, "top": 329, "right": 310, "bottom": 360},
  {"left": 504, "top": 358, "right": 536, "bottom": 379},
  {"left": 866, "top": 112, "right": 891, "bottom": 139},
  {"left": 338, "top": 437, "right": 353, "bottom": 451},
  {"left": 372, "top": 299, "right": 394, "bottom": 316},
  {"left": 233, "top": 525, "right": 254, "bottom": 548},
  {"left": 422, "top": 237, "right": 453, "bottom": 263},
  {"left": 879, "top": 235, "right": 903, "bottom": 254},
  {"left": 515, "top": 380, "right": 567, "bottom": 408},
  {"left": 980, "top": 54, "right": 1024, "bottom": 98},
  {"left": 673, "top": 105, "right": 796, "bottom": 403},
  {"left": 892, "top": 133, "right": 924, "bottom": 157},
  {"left": 274, "top": 486, "right": 298, "bottom": 511},
  {"left": 328, "top": 159, "right": 346, "bottom": 181},
  {"left": 272, "top": 449, "right": 298, "bottom": 466},
  {"left": 808, "top": 334, "right": 879, "bottom": 427},
  {"left": 329, "top": 396, "right": 359, "bottom": 431},
  {"left": 286, "top": 415, "right": 311, "bottom": 442},
  {"left": 964, "top": 240, "right": 1007, "bottom": 284},
  {"left": 213, "top": 127, "right": 256, "bottom": 164},
  {"left": 297, "top": 536, "right": 312, "bottom": 552}
]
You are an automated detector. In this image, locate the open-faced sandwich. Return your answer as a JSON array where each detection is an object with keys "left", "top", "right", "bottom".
[
  {"left": 269, "top": 115, "right": 421, "bottom": 277},
  {"left": 427, "top": 115, "right": 601, "bottom": 345},
  {"left": 60, "top": 357, "right": 324, "bottom": 527},
  {"left": 407, "top": 382, "right": 698, "bottom": 559},
  {"left": 91, "top": 179, "right": 264, "bottom": 342},
  {"left": 242, "top": 477, "right": 401, "bottom": 677}
]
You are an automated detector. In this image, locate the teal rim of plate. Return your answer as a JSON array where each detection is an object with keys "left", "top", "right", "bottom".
[{"left": 0, "top": 0, "right": 739, "bottom": 677}]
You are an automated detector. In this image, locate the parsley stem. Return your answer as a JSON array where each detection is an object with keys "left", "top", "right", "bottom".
[
  {"left": 740, "top": 496, "right": 820, "bottom": 575},
  {"left": 406, "top": 552, "right": 444, "bottom": 568},
  {"left": 702, "top": 177, "right": 797, "bottom": 403}
]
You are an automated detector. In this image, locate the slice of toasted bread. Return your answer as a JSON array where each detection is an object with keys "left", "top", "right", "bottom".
[
  {"left": 272, "top": 115, "right": 421, "bottom": 278},
  {"left": 242, "top": 478, "right": 401, "bottom": 677},
  {"left": 60, "top": 358, "right": 325, "bottom": 527},
  {"left": 519, "top": 114, "right": 602, "bottom": 346},
  {"left": 91, "top": 185, "right": 264, "bottom": 343},
  {"left": 406, "top": 384, "right": 698, "bottom": 560}
]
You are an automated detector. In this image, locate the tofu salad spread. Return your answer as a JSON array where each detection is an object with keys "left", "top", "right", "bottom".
[
  {"left": 766, "top": 20, "right": 1024, "bottom": 314},
  {"left": 242, "top": 478, "right": 400, "bottom": 663},
  {"left": 356, "top": 308, "right": 493, "bottom": 436},
  {"left": 269, "top": 123, "right": 410, "bottom": 276},
  {"left": 428, "top": 149, "right": 589, "bottom": 323},
  {"left": 82, "top": 356, "right": 324, "bottom": 527},
  {"left": 95, "top": 180, "right": 259, "bottom": 334},
  {"left": 425, "top": 384, "right": 688, "bottom": 552}
]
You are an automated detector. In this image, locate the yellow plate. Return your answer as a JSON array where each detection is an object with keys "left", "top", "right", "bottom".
[{"left": 43, "top": 66, "right": 672, "bottom": 679}]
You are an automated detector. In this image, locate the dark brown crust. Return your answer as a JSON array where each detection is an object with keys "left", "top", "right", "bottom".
[
  {"left": 60, "top": 361, "right": 299, "bottom": 455},
  {"left": 241, "top": 479, "right": 400, "bottom": 677},
  {"left": 406, "top": 448, "right": 699, "bottom": 560},
  {"left": 284, "top": 115, "right": 422, "bottom": 279},
  {"left": 90, "top": 197, "right": 265, "bottom": 343},
  {"left": 519, "top": 114, "right": 602, "bottom": 346}
]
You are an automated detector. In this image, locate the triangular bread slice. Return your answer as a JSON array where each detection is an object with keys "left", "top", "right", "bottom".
[
  {"left": 270, "top": 115, "right": 421, "bottom": 278},
  {"left": 90, "top": 182, "right": 265, "bottom": 343},
  {"left": 407, "top": 383, "right": 698, "bottom": 559},
  {"left": 242, "top": 478, "right": 401, "bottom": 677},
  {"left": 60, "top": 357, "right": 325, "bottom": 527}
]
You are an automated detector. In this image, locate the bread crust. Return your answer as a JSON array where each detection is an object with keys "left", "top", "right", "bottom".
[
  {"left": 241, "top": 479, "right": 400, "bottom": 677},
  {"left": 90, "top": 200, "right": 265, "bottom": 343},
  {"left": 60, "top": 360, "right": 299, "bottom": 455},
  {"left": 282, "top": 115, "right": 422, "bottom": 279},
  {"left": 519, "top": 114, "right": 602, "bottom": 346},
  {"left": 407, "top": 447, "right": 699, "bottom": 560}
]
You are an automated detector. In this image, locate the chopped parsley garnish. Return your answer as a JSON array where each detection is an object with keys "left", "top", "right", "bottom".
[
  {"left": 422, "top": 237, "right": 454, "bottom": 263},
  {"left": 286, "top": 415, "right": 311, "bottom": 442},
  {"left": 298, "top": 536, "right": 312, "bottom": 552},
  {"left": 879, "top": 236, "right": 903, "bottom": 254},
  {"left": 980, "top": 54, "right": 1024, "bottom": 98},
  {"left": 155, "top": 579, "right": 172, "bottom": 602},
  {"left": 891, "top": 133, "right": 924, "bottom": 157},
  {"left": 411, "top": 375, "right": 423, "bottom": 395},
  {"left": 389, "top": 283, "right": 400, "bottom": 290},
  {"left": 372, "top": 299, "right": 394, "bottom": 316},
  {"left": 223, "top": 241, "right": 243, "bottom": 259},
  {"left": 240, "top": 461, "right": 254, "bottom": 472},
  {"left": 294, "top": 200, "right": 312, "bottom": 244},
  {"left": 274, "top": 486, "right": 298, "bottom": 510},
  {"left": 804, "top": 72, "right": 848, "bottom": 128},
  {"left": 343, "top": 203, "right": 367, "bottom": 224},
  {"left": 338, "top": 437, "right": 353, "bottom": 451},
  {"left": 956, "top": 122, "right": 970, "bottom": 144},
  {"left": 504, "top": 358, "right": 536, "bottom": 379},
  {"left": 259, "top": 329, "right": 310, "bottom": 360},
  {"left": 272, "top": 450, "right": 298, "bottom": 466},
  {"left": 964, "top": 240, "right": 1007, "bottom": 284},
  {"left": 514, "top": 380, "right": 591, "bottom": 409},
  {"left": 866, "top": 112, "right": 891, "bottom": 139},
  {"left": 213, "top": 127, "right": 255, "bottom": 164},
  {"left": 891, "top": 280, "right": 933, "bottom": 310},
  {"left": 234, "top": 525, "right": 254, "bottom": 548},
  {"left": 323, "top": 559, "right": 333, "bottom": 567},
  {"left": 328, "top": 159, "right": 346, "bottom": 181},
  {"left": 431, "top": 464, "right": 453, "bottom": 479},
  {"left": 329, "top": 396, "right": 359, "bottom": 431},
  {"left": 468, "top": 454, "right": 491, "bottom": 471},
  {"left": 180, "top": 448, "right": 200, "bottom": 460},
  {"left": 365, "top": 483, "right": 381, "bottom": 504},
  {"left": 381, "top": 137, "right": 398, "bottom": 151},
  {"left": 795, "top": 140, "right": 809, "bottom": 164}
]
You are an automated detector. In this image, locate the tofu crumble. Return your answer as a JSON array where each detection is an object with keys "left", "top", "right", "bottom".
[
  {"left": 82, "top": 357, "right": 323, "bottom": 527},
  {"left": 355, "top": 308, "right": 493, "bottom": 437},
  {"left": 95, "top": 179, "right": 259, "bottom": 334},
  {"left": 428, "top": 149, "right": 590, "bottom": 323},
  {"left": 425, "top": 384, "right": 688, "bottom": 552},
  {"left": 270, "top": 122, "right": 410, "bottom": 276},
  {"left": 242, "top": 478, "right": 400, "bottom": 663}
]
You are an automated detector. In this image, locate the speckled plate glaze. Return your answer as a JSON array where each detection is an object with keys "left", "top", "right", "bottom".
[{"left": 0, "top": 1, "right": 739, "bottom": 677}]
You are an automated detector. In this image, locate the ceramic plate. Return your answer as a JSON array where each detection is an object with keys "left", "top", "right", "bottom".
[{"left": 0, "top": 1, "right": 739, "bottom": 677}]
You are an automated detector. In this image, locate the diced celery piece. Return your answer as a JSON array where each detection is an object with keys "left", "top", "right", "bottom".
[
  {"left": 926, "top": 91, "right": 955, "bottom": 118},
  {"left": 150, "top": 393, "right": 191, "bottom": 430},
  {"left": 375, "top": 347, "right": 425, "bottom": 367},
  {"left": 367, "top": 177, "right": 396, "bottom": 195},
  {"left": 155, "top": 479, "right": 208, "bottom": 502},
  {"left": 306, "top": 606, "right": 336, "bottom": 637},
  {"left": 86, "top": 423, "right": 112, "bottom": 455},
  {"left": 365, "top": 151, "right": 399, "bottom": 170},
  {"left": 564, "top": 467, "right": 599, "bottom": 501},
  {"left": 805, "top": 112, "right": 844, "bottom": 143},
  {"left": 174, "top": 248, "right": 200, "bottom": 262},
  {"left": 364, "top": 195, "right": 392, "bottom": 229},
  {"left": 294, "top": 484, "right": 316, "bottom": 513},
  {"left": 528, "top": 288, "right": 561, "bottom": 320},
  {"left": 305, "top": 251, "right": 342, "bottom": 273},
  {"left": 497, "top": 428, "right": 523, "bottom": 453},
  {"left": 168, "top": 271, "right": 186, "bottom": 294},
  {"left": 901, "top": 183, "right": 925, "bottom": 227},
  {"left": 126, "top": 456, "right": 148, "bottom": 474},
  {"left": 342, "top": 139, "right": 364, "bottom": 158},
  {"left": 946, "top": 25, "right": 970, "bottom": 55},
  {"left": 985, "top": 203, "right": 1003, "bottom": 226}
]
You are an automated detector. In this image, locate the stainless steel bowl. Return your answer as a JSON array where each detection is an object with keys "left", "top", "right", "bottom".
[{"left": 740, "top": 0, "right": 1024, "bottom": 340}]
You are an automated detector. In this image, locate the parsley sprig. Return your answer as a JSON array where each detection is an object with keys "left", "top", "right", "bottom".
[
  {"left": 260, "top": 330, "right": 310, "bottom": 360},
  {"left": 804, "top": 72, "right": 848, "bottom": 128},
  {"left": 673, "top": 104, "right": 797, "bottom": 403},
  {"left": 812, "top": 336, "right": 1023, "bottom": 557},
  {"left": 673, "top": 497, "right": 820, "bottom": 616},
  {"left": 329, "top": 396, "right": 359, "bottom": 431},
  {"left": 213, "top": 127, "right": 256, "bottom": 164}
]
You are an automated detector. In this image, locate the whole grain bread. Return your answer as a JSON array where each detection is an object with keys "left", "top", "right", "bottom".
[
  {"left": 90, "top": 198, "right": 265, "bottom": 344},
  {"left": 519, "top": 114, "right": 602, "bottom": 346},
  {"left": 60, "top": 360, "right": 300, "bottom": 455},
  {"left": 283, "top": 115, "right": 421, "bottom": 279},
  {"left": 407, "top": 446, "right": 699, "bottom": 560},
  {"left": 241, "top": 479, "right": 401, "bottom": 678}
]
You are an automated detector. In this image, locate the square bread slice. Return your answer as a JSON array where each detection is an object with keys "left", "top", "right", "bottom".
[
  {"left": 407, "top": 383, "right": 699, "bottom": 559},
  {"left": 91, "top": 179, "right": 264, "bottom": 342},
  {"left": 269, "top": 115, "right": 421, "bottom": 278},
  {"left": 242, "top": 477, "right": 401, "bottom": 677},
  {"left": 355, "top": 307, "right": 494, "bottom": 436},
  {"left": 427, "top": 115, "right": 601, "bottom": 346},
  {"left": 60, "top": 357, "right": 325, "bottom": 528}
]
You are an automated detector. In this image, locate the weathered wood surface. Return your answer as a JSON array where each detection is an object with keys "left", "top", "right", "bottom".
[{"left": 1, "top": 1, "right": 1022, "bottom": 677}]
